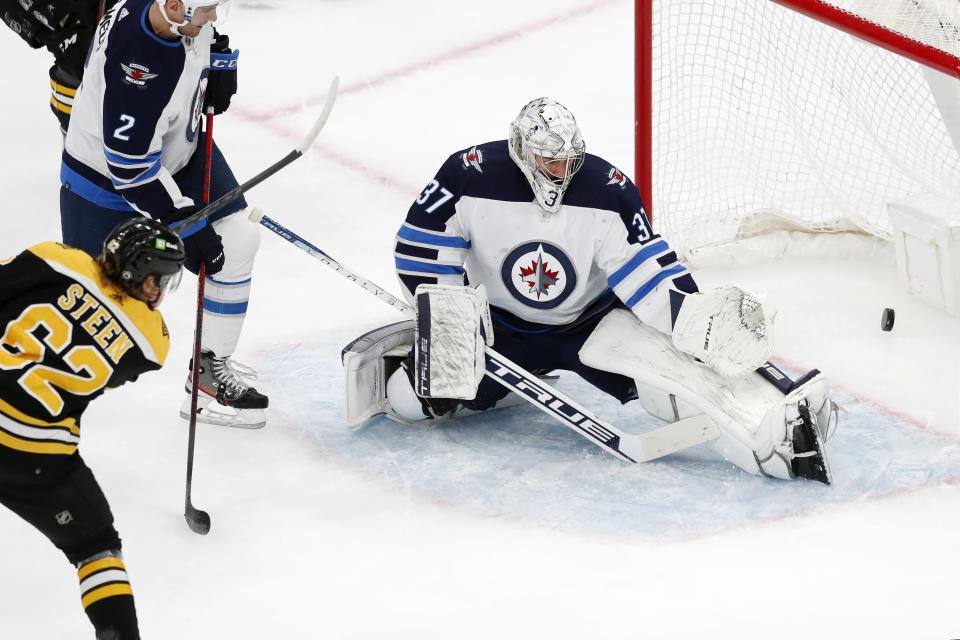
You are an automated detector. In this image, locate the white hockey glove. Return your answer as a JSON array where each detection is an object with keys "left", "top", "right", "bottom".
[
  {"left": 414, "top": 284, "right": 493, "bottom": 400},
  {"left": 671, "top": 285, "right": 774, "bottom": 378}
]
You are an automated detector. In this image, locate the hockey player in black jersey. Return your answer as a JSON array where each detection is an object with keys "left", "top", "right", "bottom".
[
  {"left": 61, "top": 0, "right": 268, "bottom": 428},
  {"left": 343, "top": 97, "right": 837, "bottom": 484},
  {"left": 0, "top": 218, "right": 185, "bottom": 639},
  {"left": 1, "top": 0, "right": 102, "bottom": 133}
]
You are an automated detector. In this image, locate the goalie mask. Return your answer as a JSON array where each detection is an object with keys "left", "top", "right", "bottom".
[
  {"left": 508, "top": 97, "right": 586, "bottom": 214},
  {"left": 155, "top": 0, "right": 230, "bottom": 37}
]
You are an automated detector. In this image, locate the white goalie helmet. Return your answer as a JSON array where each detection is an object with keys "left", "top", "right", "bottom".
[
  {"left": 155, "top": 0, "right": 230, "bottom": 36},
  {"left": 508, "top": 97, "right": 586, "bottom": 213}
]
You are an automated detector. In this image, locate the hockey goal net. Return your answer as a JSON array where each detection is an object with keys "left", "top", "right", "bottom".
[{"left": 636, "top": 0, "right": 960, "bottom": 260}]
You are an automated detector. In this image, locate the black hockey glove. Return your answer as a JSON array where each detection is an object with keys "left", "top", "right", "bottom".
[
  {"left": 42, "top": 18, "right": 95, "bottom": 79},
  {"left": 162, "top": 208, "right": 225, "bottom": 276},
  {"left": 2, "top": 0, "right": 96, "bottom": 66},
  {"left": 204, "top": 31, "right": 238, "bottom": 116}
]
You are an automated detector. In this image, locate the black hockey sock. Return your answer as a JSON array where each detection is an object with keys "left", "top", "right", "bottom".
[{"left": 77, "top": 555, "right": 140, "bottom": 639}]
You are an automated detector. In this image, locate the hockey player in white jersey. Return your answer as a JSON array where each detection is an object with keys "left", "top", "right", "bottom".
[
  {"left": 343, "top": 97, "right": 838, "bottom": 484},
  {"left": 59, "top": 0, "right": 268, "bottom": 428}
]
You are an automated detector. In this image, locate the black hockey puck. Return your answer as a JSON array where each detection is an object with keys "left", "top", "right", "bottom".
[{"left": 881, "top": 307, "right": 895, "bottom": 331}]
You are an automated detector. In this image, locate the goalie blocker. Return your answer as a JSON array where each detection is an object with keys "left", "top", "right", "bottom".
[{"left": 343, "top": 285, "right": 500, "bottom": 427}]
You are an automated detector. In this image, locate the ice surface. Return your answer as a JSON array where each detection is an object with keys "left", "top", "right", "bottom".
[{"left": 270, "top": 332, "right": 960, "bottom": 539}]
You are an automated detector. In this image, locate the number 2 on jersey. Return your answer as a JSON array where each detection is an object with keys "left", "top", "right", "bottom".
[{"left": 113, "top": 114, "right": 136, "bottom": 141}]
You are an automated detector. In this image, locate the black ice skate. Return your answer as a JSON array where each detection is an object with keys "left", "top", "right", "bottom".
[
  {"left": 180, "top": 350, "right": 269, "bottom": 429},
  {"left": 789, "top": 401, "right": 832, "bottom": 485}
]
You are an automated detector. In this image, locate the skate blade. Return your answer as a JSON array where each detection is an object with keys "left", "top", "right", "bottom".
[{"left": 179, "top": 396, "right": 266, "bottom": 429}]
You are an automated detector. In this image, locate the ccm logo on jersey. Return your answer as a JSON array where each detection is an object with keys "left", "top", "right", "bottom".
[
  {"left": 501, "top": 241, "right": 577, "bottom": 310},
  {"left": 121, "top": 62, "right": 158, "bottom": 87},
  {"left": 461, "top": 146, "right": 483, "bottom": 173},
  {"left": 607, "top": 167, "right": 627, "bottom": 189}
]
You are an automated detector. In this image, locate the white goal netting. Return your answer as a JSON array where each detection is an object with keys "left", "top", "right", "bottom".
[{"left": 649, "top": 0, "right": 960, "bottom": 259}]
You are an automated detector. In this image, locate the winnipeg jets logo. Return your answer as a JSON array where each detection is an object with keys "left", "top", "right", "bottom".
[
  {"left": 501, "top": 241, "right": 577, "bottom": 310},
  {"left": 121, "top": 62, "right": 158, "bottom": 86},
  {"left": 118, "top": 7, "right": 130, "bottom": 21},
  {"left": 607, "top": 167, "right": 627, "bottom": 189},
  {"left": 518, "top": 253, "right": 560, "bottom": 299},
  {"left": 461, "top": 146, "right": 483, "bottom": 173}
]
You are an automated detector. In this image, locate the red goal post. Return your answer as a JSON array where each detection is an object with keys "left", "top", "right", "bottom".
[{"left": 634, "top": 0, "right": 960, "bottom": 258}]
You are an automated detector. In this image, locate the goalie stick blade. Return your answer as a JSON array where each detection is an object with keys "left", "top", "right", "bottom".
[{"left": 624, "top": 415, "right": 719, "bottom": 463}]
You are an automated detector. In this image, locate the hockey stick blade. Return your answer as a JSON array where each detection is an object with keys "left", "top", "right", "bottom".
[
  {"left": 185, "top": 503, "right": 211, "bottom": 535},
  {"left": 172, "top": 75, "right": 339, "bottom": 240},
  {"left": 251, "top": 209, "right": 721, "bottom": 463}
]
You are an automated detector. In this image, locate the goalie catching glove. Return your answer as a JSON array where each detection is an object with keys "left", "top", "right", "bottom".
[
  {"left": 671, "top": 284, "right": 774, "bottom": 378},
  {"left": 414, "top": 284, "right": 493, "bottom": 400}
]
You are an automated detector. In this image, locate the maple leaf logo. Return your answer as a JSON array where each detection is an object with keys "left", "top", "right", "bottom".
[{"left": 519, "top": 253, "right": 560, "bottom": 299}]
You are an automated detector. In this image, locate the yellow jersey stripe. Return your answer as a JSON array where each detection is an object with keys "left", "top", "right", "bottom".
[
  {"left": 81, "top": 583, "right": 134, "bottom": 609},
  {"left": 50, "top": 96, "right": 73, "bottom": 115},
  {"left": 49, "top": 78, "right": 78, "bottom": 97},
  {"left": 78, "top": 557, "right": 126, "bottom": 581},
  {"left": 28, "top": 242, "right": 169, "bottom": 365},
  {"left": 0, "top": 396, "right": 78, "bottom": 430},
  {"left": 0, "top": 429, "right": 77, "bottom": 455}
]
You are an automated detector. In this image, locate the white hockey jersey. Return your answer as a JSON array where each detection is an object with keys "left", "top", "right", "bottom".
[
  {"left": 61, "top": 0, "right": 213, "bottom": 216},
  {"left": 395, "top": 141, "right": 699, "bottom": 335}
]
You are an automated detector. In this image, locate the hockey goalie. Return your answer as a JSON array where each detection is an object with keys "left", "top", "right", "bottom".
[{"left": 342, "top": 98, "right": 838, "bottom": 484}]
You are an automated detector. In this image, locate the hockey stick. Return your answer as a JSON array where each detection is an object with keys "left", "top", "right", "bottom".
[
  {"left": 184, "top": 264, "right": 210, "bottom": 534},
  {"left": 183, "top": 110, "right": 216, "bottom": 536},
  {"left": 249, "top": 208, "right": 719, "bottom": 463},
  {"left": 171, "top": 75, "right": 339, "bottom": 240}
]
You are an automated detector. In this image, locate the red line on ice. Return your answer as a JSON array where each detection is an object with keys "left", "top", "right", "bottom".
[{"left": 230, "top": 0, "right": 624, "bottom": 194}]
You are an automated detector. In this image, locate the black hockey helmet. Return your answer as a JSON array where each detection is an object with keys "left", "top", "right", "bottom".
[{"left": 99, "top": 217, "right": 186, "bottom": 306}]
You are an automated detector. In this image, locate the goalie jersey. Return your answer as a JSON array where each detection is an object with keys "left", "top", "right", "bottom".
[
  {"left": 0, "top": 242, "right": 170, "bottom": 457},
  {"left": 395, "top": 140, "right": 699, "bottom": 334},
  {"left": 61, "top": 0, "right": 213, "bottom": 216}
]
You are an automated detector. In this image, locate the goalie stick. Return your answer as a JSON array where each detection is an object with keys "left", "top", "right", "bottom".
[
  {"left": 249, "top": 208, "right": 720, "bottom": 463},
  {"left": 171, "top": 75, "right": 339, "bottom": 240}
]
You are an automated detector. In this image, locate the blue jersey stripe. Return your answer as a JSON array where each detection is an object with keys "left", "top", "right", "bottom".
[
  {"left": 395, "top": 257, "right": 465, "bottom": 275},
  {"left": 60, "top": 163, "right": 135, "bottom": 212},
  {"left": 207, "top": 276, "right": 253, "bottom": 286},
  {"left": 111, "top": 159, "right": 162, "bottom": 189},
  {"left": 397, "top": 225, "right": 470, "bottom": 249},
  {"left": 607, "top": 239, "right": 669, "bottom": 289},
  {"left": 104, "top": 148, "right": 161, "bottom": 167},
  {"left": 625, "top": 265, "right": 687, "bottom": 308},
  {"left": 202, "top": 298, "right": 249, "bottom": 315}
]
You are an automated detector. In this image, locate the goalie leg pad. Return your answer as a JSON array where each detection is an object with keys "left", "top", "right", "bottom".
[
  {"left": 579, "top": 309, "right": 837, "bottom": 483},
  {"left": 414, "top": 284, "right": 493, "bottom": 400},
  {"left": 342, "top": 320, "right": 416, "bottom": 428}
]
